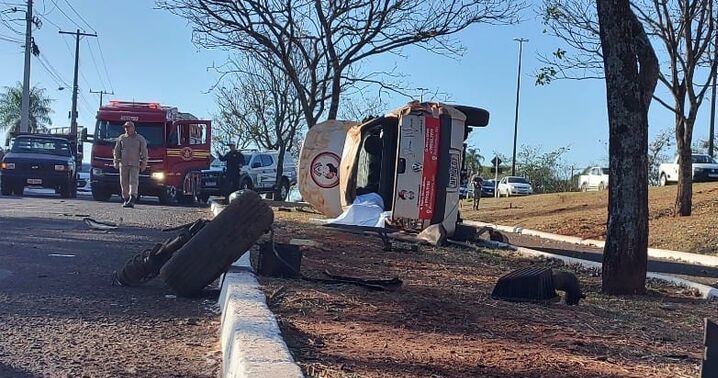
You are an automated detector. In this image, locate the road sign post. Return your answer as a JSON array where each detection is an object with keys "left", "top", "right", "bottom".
[{"left": 492, "top": 156, "right": 502, "bottom": 198}]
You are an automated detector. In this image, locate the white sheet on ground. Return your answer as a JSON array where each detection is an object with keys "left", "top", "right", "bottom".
[{"left": 327, "top": 193, "right": 389, "bottom": 228}]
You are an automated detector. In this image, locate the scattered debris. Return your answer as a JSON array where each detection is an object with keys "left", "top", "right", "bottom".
[
  {"left": 48, "top": 253, "right": 75, "bottom": 258},
  {"left": 289, "top": 239, "right": 321, "bottom": 248},
  {"left": 84, "top": 217, "right": 121, "bottom": 231},
  {"left": 416, "top": 224, "right": 447, "bottom": 246},
  {"left": 492, "top": 266, "right": 585, "bottom": 305}
]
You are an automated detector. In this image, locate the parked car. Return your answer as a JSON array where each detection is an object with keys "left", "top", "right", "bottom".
[
  {"left": 1, "top": 134, "right": 78, "bottom": 197},
  {"left": 481, "top": 179, "right": 497, "bottom": 197},
  {"left": 459, "top": 184, "right": 473, "bottom": 199},
  {"left": 658, "top": 154, "right": 718, "bottom": 186},
  {"left": 297, "top": 101, "right": 490, "bottom": 237},
  {"left": 578, "top": 166, "right": 609, "bottom": 191},
  {"left": 199, "top": 150, "right": 297, "bottom": 202},
  {"left": 497, "top": 176, "right": 533, "bottom": 197}
]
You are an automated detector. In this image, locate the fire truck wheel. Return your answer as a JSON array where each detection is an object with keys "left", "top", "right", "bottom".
[
  {"left": 159, "top": 186, "right": 178, "bottom": 205},
  {"left": 159, "top": 190, "right": 273, "bottom": 297},
  {"left": 91, "top": 187, "right": 112, "bottom": 202}
]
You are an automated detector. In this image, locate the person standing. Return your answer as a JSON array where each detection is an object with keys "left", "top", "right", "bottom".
[
  {"left": 113, "top": 121, "right": 148, "bottom": 208},
  {"left": 471, "top": 172, "right": 484, "bottom": 210},
  {"left": 218, "top": 142, "right": 245, "bottom": 195}
]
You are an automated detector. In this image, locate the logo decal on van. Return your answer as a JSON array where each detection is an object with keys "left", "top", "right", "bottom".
[{"left": 311, "top": 152, "right": 340, "bottom": 188}]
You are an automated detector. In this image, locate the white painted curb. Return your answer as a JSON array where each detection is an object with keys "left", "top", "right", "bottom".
[
  {"left": 460, "top": 239, "right": 718, "bottom": 300},
  {"left": 213, "top": 202, "right": 304, "bottom": 378},
  {"left": 464, "top": 220, "right": 718, "bottom": 268}
]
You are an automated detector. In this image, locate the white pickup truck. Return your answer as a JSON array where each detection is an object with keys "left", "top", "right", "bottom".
[
  {"left": 659, "top": 154, "right": 718, "bottom": 186},
  {"left": 578, "top": 166, "right": 609, "bottom": 191}
]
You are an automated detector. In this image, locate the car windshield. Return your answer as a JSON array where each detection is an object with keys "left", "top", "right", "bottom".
[
  {"left": 692, "top": 155, "right": 716, "bottom": 164},
  {"left": 10, "top": 137, "right": 71, "bottom": 156},
  {"left": 507, "top": 177, "right": 529, "bottom": 184},
  {"left": 95, "top": 120, "right": 165, "bottom": 147},
  {"left": 483, "top": 180, "right": 496, "bottom": 186}
]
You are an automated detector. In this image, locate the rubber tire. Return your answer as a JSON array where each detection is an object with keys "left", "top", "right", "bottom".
[
  {"left": 1, "top": 181, "right": 11, "bottom": 196},
  {"left": 598, "top": 182, "right": 606, "bottom": 191},
  {"left": 159, "top": 186, "right": 178, "bottom": 205},
  {"left": 92, "top": 187, "right": 112, "bottom": 201},
  {"left": 660, "top": 174, "right": 667, "bottom": 187},
  {"left": 580, "top": 183, "right": 587, "bottom": 192},
  {"left": 451, "top": 105, "right": 490, "bottom": 127},
  {"left": 197, "top": 193, "right": 210, "bottom": 204},
  {"left": 159, "top": 190, "right": 274, "bottom": 297}
]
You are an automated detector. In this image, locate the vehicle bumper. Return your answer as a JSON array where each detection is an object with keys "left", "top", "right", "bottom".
[
  {"left": 1, "top": 171, "right": 71, "bottom": 188},
  {"left": 693, "top": 171, "right": 718, "bottom": 182},
  {"left": 91, "top": 172, "right": 166, "bottom": 196},
  {"left": 480, "top": 189, "right": 495, "bottom": 197},
  {"left": 509, "top": 189, "right": 532, "bottom": 195}
]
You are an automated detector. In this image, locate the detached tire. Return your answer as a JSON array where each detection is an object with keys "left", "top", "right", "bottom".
[{"left": 159, "top": 190, "right": 273, "bottom": 297}]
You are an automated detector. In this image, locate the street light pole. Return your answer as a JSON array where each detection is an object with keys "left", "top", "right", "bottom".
[
  {"left": 20, "top": 0, "right": 32, "bottom": 133},
  {"left": 709, "top": 29, "right": 717, "bottom": 158},
  {"left": 511, "top": 38, "right": 528, "bottom": 176}
]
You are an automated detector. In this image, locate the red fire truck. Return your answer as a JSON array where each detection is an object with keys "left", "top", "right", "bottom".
[{"left": 89, "top": 101, "right": 211, "bottom": 204}]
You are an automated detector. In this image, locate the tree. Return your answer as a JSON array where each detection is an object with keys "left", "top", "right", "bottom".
[
  {"left": 597, "top": 0, "right": 658, "bottom": 294},
  {"left": 539, "top": 0, "right": 718, "bottom": 216},
  {"left": 213, "top": 54, "right": 304, "bottom": 199},
  {"left": 515, "top": 144, "right": 573, "bottom": 193},
  {"left": 464, "top": 147, "right": 484, "bottom": 174},
  {"left": 0, "top": 83, "right": 53, "bottom": 134},
  {"left": 648, "top": 128, "right": 673, "bottom": 185},
  {"left": 158, "top": 0, "right": 523, "bottom": 127}
]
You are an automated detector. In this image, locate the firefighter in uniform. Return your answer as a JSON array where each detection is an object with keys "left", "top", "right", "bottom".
[
  {"left": 219, "top": 142, "right": 245, "bottom": 195},
  {"left": 113, "top": 121, "right": 148, "bottom": 208}
]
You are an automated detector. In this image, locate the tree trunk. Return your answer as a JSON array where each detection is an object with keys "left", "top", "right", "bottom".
[
  {"left": 675, "top": 121, "right": 693, "bottom": 216},
  {"left": 274, "top": 143, "right": 286, "bottom": 200},
  {"left": 597, "top": 0, "right": 658, "bottom": 295}
]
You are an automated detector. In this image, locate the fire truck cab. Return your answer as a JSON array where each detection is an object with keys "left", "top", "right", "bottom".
[{"left": 90, "top": 101, "right": 211, "bottom": 204}]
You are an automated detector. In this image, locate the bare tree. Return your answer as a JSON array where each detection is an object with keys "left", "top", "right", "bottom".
[
  {"left": 648, "top": 128, "right": 673, "bottom": 185},
  {"left": 597, "top": 0, "right": 659, "bottom": 294},
  {"left": 214, "top": 55, "right": 304, "bottom": 199},
  {"left": 538, "top": 0, "right": 718, "bottom": 216},
  {"left": 158, "top": 0, "right": 523, "bottom": 127}
]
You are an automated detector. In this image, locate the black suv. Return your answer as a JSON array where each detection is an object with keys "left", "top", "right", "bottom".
[{"left": 1, "top": 134, "right": 78, "bottom": 198}]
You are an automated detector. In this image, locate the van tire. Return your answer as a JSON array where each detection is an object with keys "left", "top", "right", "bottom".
[
  {"left": 452, "top": 105, "right": 490, "bottom": 127},
  {"left": 159, "top": 190, "right": 273, "bottom": 297}
]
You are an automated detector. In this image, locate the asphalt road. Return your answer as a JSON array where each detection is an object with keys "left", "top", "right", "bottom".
[{"left": 0, "top": 192, "right": 220, "bottom": 378}]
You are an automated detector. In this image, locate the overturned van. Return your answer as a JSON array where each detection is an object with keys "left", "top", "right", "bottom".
[{"left": 298, "top": 101, "right": 489, "bottom": 237}]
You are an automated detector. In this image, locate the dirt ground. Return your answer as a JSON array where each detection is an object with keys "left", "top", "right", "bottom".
[
  {"left": 258, "top": 210, "right": 716, "bottom": 378},
  {"left": 461, "top": 182, "right": 718, "bottom": 255}
]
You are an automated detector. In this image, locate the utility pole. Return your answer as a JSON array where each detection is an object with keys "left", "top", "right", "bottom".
[
  {"left": 59, "top": 29, "right": 97, "bottom": 138},
  {"left": 709, "top": 30, "right": 717, "bottom": 158},
  {"left": 90, "top": 89, "right": 114, "bottom": 108},
  {"left": 19, "top": 0, "right": 32, "bottom": 133},
  {"left": 511, "top": 38, "right": 528, "bottom": 176}
]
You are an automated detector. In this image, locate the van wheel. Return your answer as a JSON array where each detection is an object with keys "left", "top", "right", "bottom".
[
  {"left": 580, "top": 183, "right": 587, "bottom": 192},
  {"left": 598, "top": 182, "right": 606, "bottom": 191},
  {"left": 660, "top": 174, "right": 668, "bottom": 187},
  {"left": 159, "top": 190, "right": 274, "bottom": 297}
]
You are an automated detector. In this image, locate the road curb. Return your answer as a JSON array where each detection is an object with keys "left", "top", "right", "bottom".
[
  {"left": 464, "top": 220, "right": 718, "bottom": 268},
  {"left": 212, "top": 201, "right": 304, "bottom": 378},
  {"left": 471, "top": 237, "right": 718, "bottom": 300}
]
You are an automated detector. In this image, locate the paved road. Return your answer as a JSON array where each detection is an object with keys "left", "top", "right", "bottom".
[
  {"left": 0, "top": 192, "right": 220, "bottom": 377},
  {"left": 502, "top": 231, "right": 718, "bottom": 287}
]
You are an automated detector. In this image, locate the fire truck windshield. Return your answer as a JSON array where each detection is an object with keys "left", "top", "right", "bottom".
[{"left": 95, "top": 120, "right": 165, "bottom": 147}]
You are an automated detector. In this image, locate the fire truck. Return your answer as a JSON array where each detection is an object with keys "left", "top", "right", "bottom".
[{"left": 90, "top": 101, "right": 211, "bottom": 204}]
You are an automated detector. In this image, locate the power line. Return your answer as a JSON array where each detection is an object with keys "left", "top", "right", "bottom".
[
  {"left": 85, "top": 38, "right": 108, "bottom": 91},
  {"left": 94, "top": 39, "right": 112, "bottom": 91},
  {"left": 37, "top": 13, "right": 61, "bottom": 30},
  {"left": 61, "top": 0, "right": 93, "bottom": 33},
  {"left": 49, "top": 0, "right": 82, "bottom": 30}
]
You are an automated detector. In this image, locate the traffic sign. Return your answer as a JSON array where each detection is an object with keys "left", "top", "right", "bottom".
[{"left": 491, "top": 156, "right": 502, "bottom": 166}]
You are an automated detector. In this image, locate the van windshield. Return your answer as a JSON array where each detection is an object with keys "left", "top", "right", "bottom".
[
  {"left": 692, "top": 155, "right": 716, "bottom": 164},
  {"left": 95, "top": 120, "right": 165, "bottom": 147}
]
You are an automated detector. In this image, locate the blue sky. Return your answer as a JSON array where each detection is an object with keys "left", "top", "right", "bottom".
[{"left": 0, "top": 1, "right": 714, "bottom": 168}]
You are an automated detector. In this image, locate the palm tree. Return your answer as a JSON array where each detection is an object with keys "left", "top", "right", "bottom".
[
  {"left": 0, "top": 82, "right": 54, "bottom": 133},
  {"left": 464, "top": 147, "right": 484, "bottom": 175}
]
